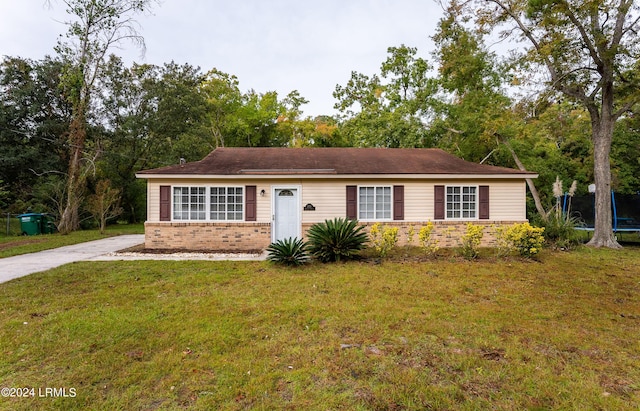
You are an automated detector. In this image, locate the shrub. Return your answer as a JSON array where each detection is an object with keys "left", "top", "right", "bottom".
[
  {"left": 307, "top": 218, "right": 368, "bottom": 262},
  {"left": 496, "top": 222, "right": 545, "bottom": 258},
  {"left": 407, "top": 225, "right": 416, "bottom": 245},
  {"left": 369, "top": 223, "right": 399, "bottom": 258},
  {"left": 536, "top": 176, "right": 582, "bottom": 250},
  {"left": 418, "top": 222, "right": 439, "bottom": 257},
  {"left": 266, "top": 237, "right": 309, "bottom": 266},
  {"left": 459, "top": 223, "right": 483, "bottom": 260},
  {"left": 533, "top": 212, "right": 582, "bottom": 250}
]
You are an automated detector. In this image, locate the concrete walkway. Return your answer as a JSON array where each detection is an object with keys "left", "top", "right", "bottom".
[{"left": 0, "top": 235, "right": 144, "bottom": 284}]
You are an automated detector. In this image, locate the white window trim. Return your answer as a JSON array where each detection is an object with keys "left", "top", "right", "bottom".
[
  {"left": 171, "top": 185, "right": 245, "bottom": 222},
  {"left": 357, "top": 185, "right": 393, "bottom": 221},
  {"left": 445, "top": 185, "right": 479, "bottom": 220}
]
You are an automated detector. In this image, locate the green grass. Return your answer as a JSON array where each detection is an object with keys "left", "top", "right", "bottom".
[
  {"left": 0, "top": 224, "right": 144, "bottom": 258},
  {"left": 0, "top": 248, "right": 639, "bottom": 410}
]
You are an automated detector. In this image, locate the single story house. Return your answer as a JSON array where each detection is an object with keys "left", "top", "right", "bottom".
[{"left": 136, "top": 147, "right": 538, "bottom": 251}]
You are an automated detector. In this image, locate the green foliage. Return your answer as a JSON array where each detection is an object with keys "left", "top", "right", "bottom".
[
  {"left": 406, "top": 225, "right": 416, "bottom": 245},
  {"left": 307, "top": 218, "right": 368, "bottom": 262},
  {"left": 533, "top": 212, "right": 582, "bottom": 250},
  {"left": 458, "top": 223, "right": 483, "bottom": 260},
  {"left": 333, "top": 45, "right": 436, "bottom": 148},
  {"left": 369, "top": 223, "right": 399, "bottom": 258},
  {"left": 0, "top": 56, "right": 71, "bottom": 212},
  {"left": 495, "top": 222, "right": 545, "bottom": 258},
  {"left": 266, "top": 237, "right": 309, "bottom": 266},
  {"left": 86, "top": 179, "right": 124, "bottom": 234},
  {"left": 418, "top": 222, "right": 440, "bottom": 257},
  {"left": 430, "top": 12, "right": 514, "bottom": 163}
]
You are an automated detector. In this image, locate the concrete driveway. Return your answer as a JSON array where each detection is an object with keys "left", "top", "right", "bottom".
[{"left": 0, "top": 235, "right": 144, "bottom": 284}]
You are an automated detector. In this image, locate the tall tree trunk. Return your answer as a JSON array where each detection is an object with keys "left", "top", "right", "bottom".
[
  {"left": 587, "top": 115, "right": 621, "bottom": 248},
  {"left": 58, "top": 112, "right": 86, "bottom": 234}
]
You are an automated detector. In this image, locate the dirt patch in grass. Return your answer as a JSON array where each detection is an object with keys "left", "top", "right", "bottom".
[{"left": 0, "top": 238, "right": 46, "bottom": 251}]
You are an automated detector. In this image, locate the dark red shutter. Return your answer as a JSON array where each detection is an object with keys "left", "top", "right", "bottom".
[
  {"left": 160, "top": 185, "right": 171, "bottom": 221},
  {"left": 346, "top": 185, "right": 357, "bottom": 219},
  {"left": 245, "top": 185, "right": 257, "bottom": 221},
  {"left": 393, "top": 185, "right": 404, "bottom": 220},
  {"left": 434, "top": 185, "right": 445, "bottom": 220},
  {"left": 479, "top": 185, "right": 489, "bottom": 219}
]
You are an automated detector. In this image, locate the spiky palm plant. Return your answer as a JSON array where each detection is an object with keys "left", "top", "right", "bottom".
[
  {"left": 307, "top": 218, "right": 368, "bottom": 262},
  {"left": 266, "top": 237, "right": 309, "bottom": 266}
]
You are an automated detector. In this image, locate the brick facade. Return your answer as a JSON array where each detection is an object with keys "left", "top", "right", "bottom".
[
  {"left": 301, "top": 221, "right": 521, "bottom": 248},
  {"left": 145, "top": 222, "right": 271, "bottom": 251},
  {"left": 144, "top": 220, "right": 524, "bottom": 251}
]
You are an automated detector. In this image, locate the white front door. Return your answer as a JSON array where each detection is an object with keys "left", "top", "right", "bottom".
[{"left": 273, "top": 188, "right": 300, "bottom": 241}]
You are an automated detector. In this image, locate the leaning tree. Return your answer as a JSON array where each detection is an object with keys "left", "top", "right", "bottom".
[
  {"left": 447, "top": 0, "right": 640, "bottom": 248},
  {"left": 53, "top": 0, "right": 157, "bottom": 233}
]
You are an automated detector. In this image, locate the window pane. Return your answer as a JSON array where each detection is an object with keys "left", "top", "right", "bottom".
[
  {"left": 172, "top": 186, "right": 207, "bottom": 221},
  {"left": 446, "top": 186, "right": 477, "bottom": 220},
  {"left": 210, "top": 186, "right": 243, "bottom": 221},
  {"left": 359, "top": 186, "right": 391, "bottom": 220}
]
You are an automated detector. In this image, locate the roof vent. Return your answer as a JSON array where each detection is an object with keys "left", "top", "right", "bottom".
[{"left": 179, "top": 158, "right": 186, "bottom": 167}]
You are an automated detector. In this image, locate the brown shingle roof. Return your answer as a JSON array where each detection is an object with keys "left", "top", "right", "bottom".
[{"left": 137, "top": 147, "right": 536, "bottom": 176}]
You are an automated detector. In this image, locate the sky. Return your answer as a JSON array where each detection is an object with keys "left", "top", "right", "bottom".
[{"left": 0, "top": 0, "right": 444, "bottom": 117}]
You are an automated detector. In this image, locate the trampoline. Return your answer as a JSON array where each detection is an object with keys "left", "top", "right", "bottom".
[{"left": 568, "top": 192, "right": 640, "bottom": 233}]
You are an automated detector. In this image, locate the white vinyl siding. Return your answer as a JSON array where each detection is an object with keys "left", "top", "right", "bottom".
[{"left": 143, "top": 179, "right": 528, "bottom": 223}]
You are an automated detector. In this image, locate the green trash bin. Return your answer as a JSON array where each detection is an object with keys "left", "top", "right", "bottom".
[
  {"left": 42, "top": 214, "right": 57, "bottom": 234},
  {"left": 17, "top": 213, "right": 57, "bottom": 236},
  {"left": 17, "top": 213, "right": 43, "bottom": 236}
]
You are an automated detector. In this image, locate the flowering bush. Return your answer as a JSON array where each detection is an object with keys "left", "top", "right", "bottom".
[
  {"left": 407, "top": 225, "right": 416, "bottom": 245},
  {"left": 459, "top": 223, "right": 484, "bottom": 260},
  {"left": 418, "top": 222, "right": 439, "bottom": 257},
  {"left": 496, "top": 222, "right": 545, "bottom": 258},
  {"left": 369, "top": 223, "right": 399, "bottom": 258}
]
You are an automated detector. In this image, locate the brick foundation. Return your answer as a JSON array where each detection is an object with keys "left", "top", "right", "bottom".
[
  {"left": 145, "top": 222, "right": 271, "bottom": 251},
  {"left": 145, "top": 220, "right": 525, "bottom": 251},
  {"left": 303, "top": 221, "right": 524, "bottom": 248}
]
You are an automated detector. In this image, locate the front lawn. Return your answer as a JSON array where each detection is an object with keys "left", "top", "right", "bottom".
[{"left": 0, "top": 248, "right": 638, "bottom": 410}]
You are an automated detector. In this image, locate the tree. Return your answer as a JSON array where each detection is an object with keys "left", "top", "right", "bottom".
[
  {"left": 98, "top": 57, "right": 209, "bottom": 222},
  {"left": 430, "top": 12, "right": 549, "bottom": 218},
  {"left": 54, "top": 0, "right": 157, "bottom": 234},
  {"left": 200, "top": 69, "right": 243, "bottom": 148},
  {"left": 0, "top": 56, "right": 71, "bottom": 212},
  {"left": 451, "top": 0, "right": 640, "bottom": 248},
  {"left": 431, "top": 13, "right": 513, "bottom": 162},
  {"left": 333, "top": 45, "right": 436, "bottom": 148},
  {"left": 86, "top": 179, "right": 123, "bottom": 233}
]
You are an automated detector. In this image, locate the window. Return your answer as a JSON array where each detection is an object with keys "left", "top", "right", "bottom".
[
  {"left": 172, "top": 186, "right": 243, "bottom": 221},
  {"left": 446, "top": 186, "right": 477, "bottom": 219},
  {"left": 210, "top": 187, "right": 243, "bottom": 220},
  {"left": 359, "top": 186, "right": 391, "bottom": 220},
  {"left": 173, "top": 187, "right": 206, "bottom": 220}
]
